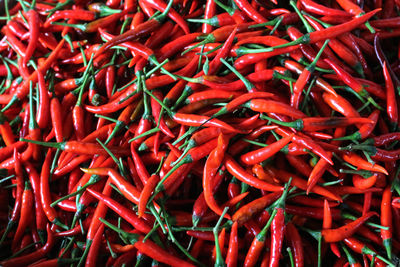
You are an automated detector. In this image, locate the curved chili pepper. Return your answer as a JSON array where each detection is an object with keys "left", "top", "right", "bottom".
[
  {"left": 240, "top": 134, "right": 294, "bottom": 165},
  {"left": 275, "top": 127, "right": 333, "bottom": 165},
  {"left": 301, "top": 0, "right": 352, "bottom": 17},
  {"left": 342, "top": 152, "right": 388, "bottom": 174},
  {"left": 44, "top": 10, "right": 96, "bottom": 27},
  {"left": 232, "top": 192, "right": 281, "bottom": 225},
  {"left": 87, "top": 188, "right": 151, "bottom": 234},
  {"left": 233, "top": 0, "right": 268, "bottom": 24},
  {"left": 203, "top": 133, "right": 230, "bottom": 218},
  {"left": 352, "top": 173, "right": 378, "bottom": 190},
  {"left": 343, "top": 237, "right": 386, "bottom": 266},
  {"left": 5, "top": 39, "right": 65, "bottom": 110},
  {"left": 94, "top": 1, "right": 173, "bottom": 57},
  {"left": 224, "top": 155, "right": 283, "bottom": 192},
  {"left": 244, "top": 99, "right": 306, "bottom": 119},
  {"left": 322, "top": 211, "right": 376, "bottom": 242},
  {"left": 23, "top": 10, "right": 40, "bottom": 66},
  {"left": 270, "top": 168, "right": 341, "bottom": 201},
  {"left": 40, "top": 149, "right": 66, "bottom": 228},
  {"left": 85, "top": 224, "right": 104, "bottom": 267}
]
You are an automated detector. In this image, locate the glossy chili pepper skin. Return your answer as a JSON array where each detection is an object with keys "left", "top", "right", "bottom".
[{"left": 322, "top": 212, "right": 376, "bottom": 242}]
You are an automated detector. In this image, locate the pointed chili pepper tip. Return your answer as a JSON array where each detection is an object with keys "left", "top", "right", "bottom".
[{"left": 80, "top": 168, "right": 89, "bottom": 173}]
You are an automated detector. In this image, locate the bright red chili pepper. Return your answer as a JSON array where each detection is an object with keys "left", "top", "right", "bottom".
[{"left": 381, "top": 186, "right": 393, "bottom": 259}]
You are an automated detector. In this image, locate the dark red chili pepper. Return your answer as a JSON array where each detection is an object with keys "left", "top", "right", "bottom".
[
  {"left": 286, "top": 221, "right": 304, "bottom": 267},
  {"left": 1, "top": 224, "right": 54, "bottom": 267},
  {"left": 383, "top": 61, "right": 398, "bottom": 123}
]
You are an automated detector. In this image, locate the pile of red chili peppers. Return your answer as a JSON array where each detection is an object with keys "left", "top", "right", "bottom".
[{"left": 1, "top": 0, "right": 400, "bottom": 266}]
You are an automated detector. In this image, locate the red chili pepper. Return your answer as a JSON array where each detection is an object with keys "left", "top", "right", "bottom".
[
  {"left": 232, "top": 192, "right": 281, "bottom": 225},
  {"left": 203, "top": 133, "right": 230, "bottom": 218},
  {"left": 275, "top": 127, "right": 334, "bottom": 165},
  {"left": 270, "top": 168, "right": 341, "bottom": 201},
  {"left": 138, "top": 174, "right": 159, "bottom": 217},
  {"left": 343, "top": 237, "right": 386, "bottom": 266},
  {"left": 225, "top": 155, "right": 283, "bottom": 192},
  {"left": 87, "top": 188, "right": 151, "bottom": 234},
  {"left": 301, "top": 0, "right": 352, "bottom": 17},
  {"left": 381, "top": 186, "right": 393, "bottom": 259},
  {"left": 269, "top": 182, "right": 292, "bottom": 267},
  {"left": 1, "top": 224, "right": 54, "bottom": 267},
  {"left": 383, "top": 61, "right": 398, "bottom": 123},
  {"left": 23, "top": 10, "right": 40, "bottom": 66},
  {"left": 240, "top": 134, "right": 294, "bottom": 165},
  {"left": 6, "top": 39, "right": 65, "bottom": 109},
  {"left": 352, "top": 173, "right": 378, "bottom": 190},
  {"left": 40, "top": 149, "right": 66, "bottom": 228},
  {"left": 342, "top": 152, "right": 388, "bottom": 175},
  {"left": 285, "top": 221, "right": 304, "bottom": 267},
  {"left": 94, "top": 2, "right": 173, "bottom": 57},
  {"left": 322, "top": 211, "right": 377, "bottom": 242},
  {"left": 11, "top": 181, "right": 34, "bottom": 250},
  {"left": 225, "top": 221, "right": 238, "bottom": 267}
]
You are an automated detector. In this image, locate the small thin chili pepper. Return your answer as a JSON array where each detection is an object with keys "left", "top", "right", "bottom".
[
  {"left": 286, "top": 221, "right": 304, "bottom": 267},
  {"left": 40, "top": 149, "right": 66, "bottom": 228},
  {"left": 322, "top": 211, "right": 377, "bottom": 242},
  {"left": 383, "top": 61, "right": 398, "bottom": 123},
  {"left": 381, "top": 186, "right": 393, "bottom": 259},
  {"left": 269, "top": 181, "right": 292, "bottom": 267},
  {"left": 342, "top": 152, "right": 388, "bottom": 174},
  {"left": 240, "top": 133, "right": 294, "bottom": 165},
  {"left": 262, "top": 115, "right": 373, "bottom": 132},
  {"left": 21, "top": 138, "right": 131, "bottom": 156},
  {"left": 203, "top": 133, "right": 230, "bottom": 218},
  {"left": 23, "top": 10, "right": 40, "bottom": 66},
  {"left": 88, "top": 188, "right": 151, "bottom": 236},
  {"left": 5, "top": 39, "right": 65, "bottom": 110},
  {"left": 225, "top": 155, "right": 283, "bottom": 192},
  {"left": 270, "top": 168, "right": 342, "bottom": 201},
  {"left": 301, "top": 0, "right": 352, "bottom": 17},
  {"left": 275, "top": 127, "right": 333, "bottom": 165},
  {"left": 225, "top": 221, "right": 238, "bottom": 267},
  {"left": 232, "top": 192, "right": 281, "bottom": 225},
  {"left": 138, "top": 174, "right": 159, "bottom": 217},
  {"left": 11, "top": 181, "right": 33, "bottom": 250},
  {"left": 94, "top": 1, "right": 174, "bottom": 57}
]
